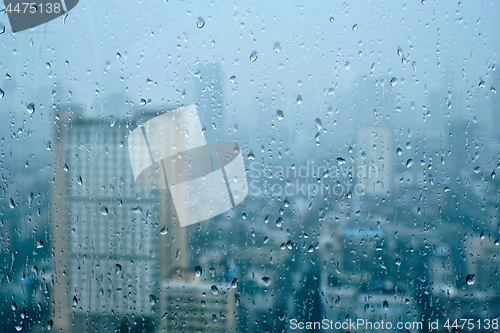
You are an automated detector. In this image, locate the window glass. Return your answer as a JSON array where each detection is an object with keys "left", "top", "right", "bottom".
[{"left": 1, "top": 0, "right": 499, "bottom": 332}]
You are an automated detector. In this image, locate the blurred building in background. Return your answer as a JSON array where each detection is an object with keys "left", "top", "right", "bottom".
[{"left": 50, "top": 107, "right": 168, "bottom": 332}]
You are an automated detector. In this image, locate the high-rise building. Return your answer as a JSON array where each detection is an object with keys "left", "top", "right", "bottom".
[{"left": 50, "top": 107, "right": 163, "bottom": 332}]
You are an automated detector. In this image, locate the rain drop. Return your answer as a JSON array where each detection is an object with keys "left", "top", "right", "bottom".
[
  {"left": 336, "top": 157, "right": 346, "bottom": 165},
  {"left": 396, "top": 147, "right": 402, "bottom": 155},
  {"left": 197, "top": 17, "right": 205, "bottom": 28},
  {"left": 27, "top": 103, "right": 35, "bottom": 114},
  {"left": 0, "top": 88, "right": 4, "bottom": 98},
  {"left": 406, "top": 159, "right": 413, "bottom": 168},
  {"left": 262, "top": 276, "right": 271, "bottom": 286},
  {"left": 276, "top": 110, "right": 284, "bottom": 120},
  {"left": 329, "top": 16, "right": 335, "bottom": 22},
  {"left": 314, "top": 118, "right": 322, "bottom": 130},
  {"left": 231, "top": 278, "right": 238, "bottom": 288},
  {"left": 211, "top": 285, "right": 219, "bottom": 294},
  {"left": 116, "top": 264, "right": 122, "bottom": 274},
  {"left": 352, "top": 24, "right": 358, "bottom": 31},
  {"left": 466, "top": 274, "right": 475, "bottom": 285},
  {"left": 390, "top": 77, "right": 397, "bottom": 87},
  {"left": 194, "top": 266, "right": 202, "bottom": 277},
  {"left": 160, "top": 226, "right": 168, "bottom": 235},
  {"left": 250, "top": 50, "right": 258, "bottom": 62},
  {"left": 273, "top": 42, "right": 281, "bottom": 53},
  {"left": 100, "top": 206, "right": 108, "bottom": 216}
]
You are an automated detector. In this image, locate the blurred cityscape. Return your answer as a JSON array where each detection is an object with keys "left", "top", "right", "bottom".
[{"left": 1, "top": 62, "right": 499, "bottom": 333}]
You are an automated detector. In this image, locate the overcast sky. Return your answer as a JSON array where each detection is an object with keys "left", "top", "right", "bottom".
[{"left": 1, "top": 0, "right": 499, "bottom": 167}]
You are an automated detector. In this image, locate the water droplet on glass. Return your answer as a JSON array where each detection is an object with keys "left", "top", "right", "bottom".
[
  {"left": 248, "top": 151, "right": 255, "bottom": 160},
  {"left": 47, "top": 320, "right": 53, "bottom": 330},
  {"left": 27, "top": 103, "right": 35, "bottom": 114},
  {"left": 12, "top": 302, "right": 17, "bottom": 311},
  {"left": 383, "top": 300, "right": 389, "bottom": 309},
  {"left": 276, "top": 109, "right": 284, "bottom": 120},
  {"left": 116, "top": 264, "right": 122, "bottom": 274},
  {"left": 276, "top": 217, "right": 283, "bottom": 227},
  {"left": 406, "top": 159, "right": 413, "bottom": 168},
  {"left": 77, "top": 176, "right": 83, "bottom": 185},
  {"left": 329, "top": 16, "right": 335, "bottom": 22},
  {"left": 262, "top": 276, "right": 271, "bottom": 286},
  {"left": 100, "top": 206, "right": 108, "bottom": 216},
  {"left": 250, "top": 50, "right": 258, "bottom": 62},
  {"left": 15, "top": 323, "right": 23, "bottom": 331},
  {"left": 211, "top": 285, "right": 219, "bottom": 294},
  {"left": 36, "top": 240, "right": 44, "bottom": 248},
  {"left": 473, "top": 166, "right": 480, "bottom": 174},
  {"left": 315, "top": 118, "right": 322, "bottom": 130},
  {"left": 390, "top": 77, "right": 397, "bottom": 87},
  {"left": 197, "top": 17, "right": 205, "bottom": 28},
  {"left": 352, "top": 24, "right": 358, "bottom": 31},
  {"left": 286, "top": 240, "right": 293, "bottom": 249},
  {"left": 336, "top": 157, "right": 346, "bottom": 165},
  {"left": 273, "top": 42, "right": 281, "bottom": 53},
  {"left": 72, "top": 296, "right": 78, "bottom": 307},
  {"left": 131, "top": 206, "right": 142, "bottom": 213},
  {"left": 308, "top": 245, "right": 314, "bottom": 253},
  {"left": 296, "top": 95, "right": 302, "bottom": 104},
  {"left": 396, "top": 147, "right": 402, "bottom": 155},
  {"left": 9, "top": 197, "right": 15, "bottom": 209},
  {"left": 150, "top": 222, "right": 163, "bottom": 235},
  {"left": 0, "top": 88, "right": 4, "bottom": 98},
  {"left": 466, "top": 274, "right": 475, "bottom": 285},
  {"left": 194, "top": 266, "right": 202, "bottom": 277},
  {"left": 231, "top": 278, "right": 238, "bottom": 288},
  {"left": 345, "top": 61, "right": 351, "bottom": 70},
  {"left": 140, "top": 99, "right": 147, "bottom": 106}
]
